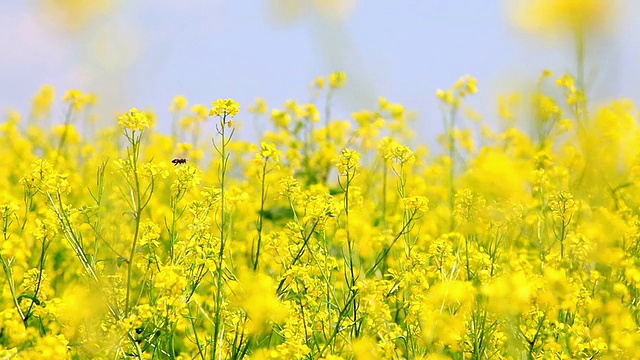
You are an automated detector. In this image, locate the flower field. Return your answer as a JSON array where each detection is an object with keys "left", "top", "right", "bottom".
[
  {"left": 1, "top": 1, "right": 639, "bottom": 358},
  {"left": 2, "top": 66, "right": 640, "bottom": 360}
]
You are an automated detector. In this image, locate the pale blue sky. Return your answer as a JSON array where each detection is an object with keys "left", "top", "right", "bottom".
[{"left": 1, "top": 1, "right": 639, "bottom": 144}]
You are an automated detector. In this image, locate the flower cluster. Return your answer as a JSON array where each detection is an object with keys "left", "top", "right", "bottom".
[{"left": 117, "top": 107, "right": 150, "bottom": 132}]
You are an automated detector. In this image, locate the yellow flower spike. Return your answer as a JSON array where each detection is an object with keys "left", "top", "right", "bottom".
[
  {"left": 556, "top": 74, "right": 576, "bottom": 91},
  {"left": 84, "top": 93, "right": 98, "bottom": 106},
  {"left": 388, "top": 103, "right": 405, "bottom": 121},
  {"left": 259, "top": 142, "right": 282, "bottom": 163},
  {"left": 352, "top": 110, "right": 375, "bottom": 127},
  {"left": 378, "top": 96, "right": 390, "bottom": 110},
  {"left": 279, "top": 176, "right": 300, "bottom": 199},
  {"left": 63, "top": 89, "right": 91, "bottom": 111},
  {"left": 284, "top": 99, "right": 304, "bottom": 119},
  {"left": 190, "top": 104, "right": 209, "bottom": 121},
  {"left": 171, "top": 163, "right": 201, "bottom": 195},
  {"left": 464, "top": 75, "right": 478, "bottom": 95},
  {"left": 236, "top": 271, "right": 288, "bottom": 335},
  {"left": 402, "top": 196, "right": 429, "bottom": 213},
  {"left": 169, "top": 95, "right": 189, "bottom": 113},
  {"left": 248, "top": 97, "right": 268, "bottom": 115},
  {"left": 510, "top": 0, "right": 616, "bottom": 35},
  {"left": 534, "top": 94, "right": 562, "bottom": 122},
  {"left": 176, "top": 142, "right": 193, "bottom": 154},
  {"left": 314, "top": 76, "right": 326, "bottom": 89},
  {"left": 436, "top": 88, "right": 454, "bottom": 105},
  {"left": 549, "top": 191, "right": 577, "bottom": 219},
  {"left": 0, "top": 202, "right": 19, "bottom": 220},
  {"left": 118, "top": 107, "right": 150, "bottom": 132},
  {"left": 53, "top": 124, "right": 82, "bottom": 144},
  {"left": 328, "top": 71, "right": 347, "bottom": 89},
  {"left": 31, "top": 85, "right": 56, "bottom": 118},
  {"left": 336, "top": 148, "right": 361, "bottom": 176},
  {"left": 541, "top": 69, "right": 555, "bottom": 79},
  {"left": 270, "top": 109, "right": 292, "bottom": 128},
  {"left": 385, "top": 143, "right": 415, "bottom": 165},
  {"left": 303, "top": 103, "right": 320, "bottom": 123},
  {"left": 141, "top": 162, "right": 169, "bottom": 179},
  {"left": 209, "top": 98, "right": 240, "bottom": 118}
]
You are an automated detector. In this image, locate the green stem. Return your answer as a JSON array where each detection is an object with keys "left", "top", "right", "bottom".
[
  {"left": 213, "top": 114, "right": 231, "bottom": 359},
  {"left": 54, "top": 103, "right": 74, "bottom": 166},
  {"left": 0, "top": 257, "right": 25, "bottom": 325},
  {"left": 253, "top": 160, "right": 268, "bottom": 271},
  {"left": 447, "top": 108, "right": 458, "bottom": 232},
  {"left": 24, "top": 234, "right": 47, "bottom": 326},
  {"left": 125, "top": 133, "right": 144, "bottom": 316}
]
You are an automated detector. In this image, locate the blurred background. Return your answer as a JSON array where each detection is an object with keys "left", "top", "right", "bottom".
[{"left": 1, "top": 0, "right": 638, "bottom": 142}]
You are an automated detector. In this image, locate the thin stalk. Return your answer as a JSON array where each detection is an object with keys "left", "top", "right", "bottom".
[
  {"left": 340, "top": 167, "right": 359, "bottom": 337},
  {"left": 446, "top": 107, "right": 458, "bottom": 232},
  {"left": 125, "top": 134, "right": 144, "bottom": 316},
  {"left": 1, "top": 210, "right": 25, "bottom": 324},
  {"left": 253, "top": 160, "right": 268, "bottom": 271},
  {"left": 54, "top": 102, "right": 74, "bottom": 166},
  {"left": 212, "top": 114, "right": 232, "bottom": 359},
  {"left": 24, "top": 233, "right": 48, "bottom": 326}
]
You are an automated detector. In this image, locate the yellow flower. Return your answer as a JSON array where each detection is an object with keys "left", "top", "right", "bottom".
[
  {"left": 209, "top": 98, "right": 240, "bottom": 118},
  {"left": 236, "top": 272, "right": 287, "bottom": 335},
  {"left": 303, "top": 103, "right": 320, "bottom": 123},
  {"left": 328, "top": 71, "right": 347, "bottom": 89},
  {"left": 33, "top": 218, "right": 58, "bottom": 242},
  {"left": 402, "top": 196, "right": 429, "bottom": 213},
  {"left": 118, "top": 108, "right": 150, "bottom": 132},
  {"left": 336, "top": 148, "right": 361, "bottom": 176},
  {"left": 556, "top": 74, "right": 576, "bottom": 91},
  {"left": 508, "top": 0, "right": 616, "bottom": 35},
  {"left": 258, "top": 142, "right": 282, "bottom": 163},
  {"left": 63, "top": 89, "right": 96, "bottom": 111},
  {"left": 31, "top": 85, "right": 56, "bottom": 118},
  {"left": 53, "top": 124, "right": 82, "bottom": 144},
  {"left": 0, "top": 202, "right": 19, "bottom": 219},
  {"left": 248, "top": 97, "right": 268, "bottom": 115},
  {"left": 271, "top": 109, "right": 292, "bottom": 128},
  {"left": 549, "top": 191, "right": 577, "bottom": 221},
  {"left": 436, "top": 88, "right": 454, "bottom": 105},
  {"left": 313, "top": 76, "right": 326, "bottom": 89},
  {"left": 172, "top": 164, "right": 201, "bottom": 195},
  {"left": 141, "top": 162, "right": 169, "bottom": 179},
  {"left": 385, "top": 143, "right": 415, "bottom": 165},
  {"left": 352, "top": 110, "right": 375, "bottom": 127},
  {"left": 534, "top": 94, "right": 562, "bottom": 122},
  {"left": 279, "top": 176, "right": 300, "bottom": 199},
  {"left": 191, "top": 104, "right": 209, "bottom": 121},
  {"left": 169, "top": 95, "right": 189, "bottom": 112}
]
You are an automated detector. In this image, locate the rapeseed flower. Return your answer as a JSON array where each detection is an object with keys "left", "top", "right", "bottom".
[
  {"left": 210, "top": 98, "right": 240, "bottom": 118},
  {"left": 118, "top": 107, "right": 150, "bottom": 132}
]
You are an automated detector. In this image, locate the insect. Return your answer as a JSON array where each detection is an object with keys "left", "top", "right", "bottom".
[{"left": 172, "top": 158, "right": 187, "bottom": 166}]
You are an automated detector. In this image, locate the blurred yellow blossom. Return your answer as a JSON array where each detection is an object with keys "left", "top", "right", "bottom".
[
  {"left": 169, "top": 95, "right": 189, "bottom": 112},
  {"left": 508, "top": 0, "right": 617, "bottom": 35},
  {"left": 328, "top": 71, "right": 347, "bottom": 89},
  {"left": 63, "top": 89, "right": 94, "bottom": 111},
  {"left": 31, "top": 85, "right": 56, "bottom": 118},
  {"left": 248, "top": 97, "right": 268, "bottom": 115}
]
